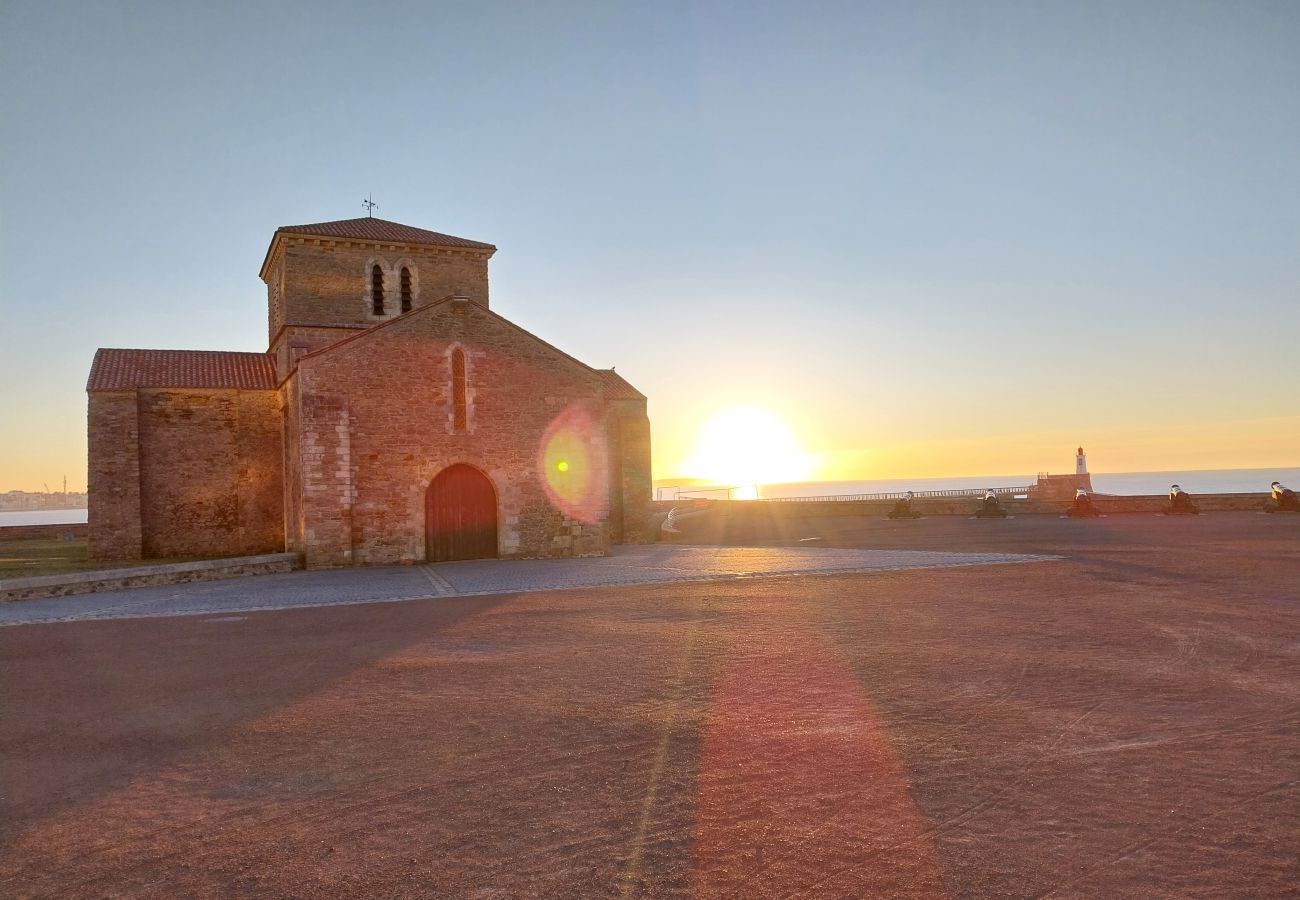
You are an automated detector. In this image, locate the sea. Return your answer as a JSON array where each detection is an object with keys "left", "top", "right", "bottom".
[
  {"left": 665, "top": 467, "right": 1300, "bottom": 501},
  {"left": 0, "top": 508, "right": 89, "bottom": 527}
]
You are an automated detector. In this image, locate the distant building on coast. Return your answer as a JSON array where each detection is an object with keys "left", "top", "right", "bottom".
[
  {"left": 87, "top": 217, "right": 652, "bottom": 568},
  {"left": 1028, "top": 447, "right": 1094, "bottom": 500}
]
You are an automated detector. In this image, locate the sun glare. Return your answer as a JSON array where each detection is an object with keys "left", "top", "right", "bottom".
[{"left": 683, "top": 406, "right": 814, "bottom": 488}]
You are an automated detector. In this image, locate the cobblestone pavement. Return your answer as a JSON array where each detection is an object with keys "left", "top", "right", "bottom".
[{"left": 0, "top": 545, "right": 1058, "bottom": 627}]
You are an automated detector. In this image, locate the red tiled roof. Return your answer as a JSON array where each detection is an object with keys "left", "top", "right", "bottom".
[
  {"left": 595, "top": 369, "right": 645, "bottom": 400},
  {"left": 88, "top": 349, "right": 276, "bottom": 391},
  {"left": 276, "top": 217, "right": 495, "bottom": 250}
]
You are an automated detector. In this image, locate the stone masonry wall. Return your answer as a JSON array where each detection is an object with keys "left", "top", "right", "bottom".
[
  {"left": 135, "top": 389, "right": 284, "bottom": 558},
  {"left": 281, "top": 376, "right": 306, "bottom": 554},
  {"left": 0, "top": 523, "right": 88, "bottom": 541},
  {"left": 608, "top": 401, "right": 653, "bottom": 544},
  {"left": 87, "top": 391, "right": 143, "bottom": 560},
  {"left": 1030, "top": 473, "right": 1094, "bottom": 501},
  {"left": 293, "top": 301, "right": 617, "bottom": 568},
  {"left": 271, "top": 324, "right": 367, "bottom": 384},
  {"left": 296, "top": 392, "right": 355, "bottom": 567}
]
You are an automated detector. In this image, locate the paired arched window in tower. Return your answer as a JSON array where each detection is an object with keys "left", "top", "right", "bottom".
[
  {"left": 368, "top": 263, "right": 417, "bottom": 316},
  {"left": 451, "top": 348, "right": 468, "bottom": 431},
  {"left": 371, "top": 265, "right": 385, "bottom": 315}
]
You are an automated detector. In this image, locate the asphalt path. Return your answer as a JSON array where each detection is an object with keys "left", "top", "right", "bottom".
[{"left": 0, "top": 544, "right": 1057, "bottom": 626}]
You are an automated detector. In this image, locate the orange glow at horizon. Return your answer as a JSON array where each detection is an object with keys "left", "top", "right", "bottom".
[
  {"left": 657, "top": 412, "right": 1300, "bottom": 486},
  {"left": 677, "top": 405, "right": 815, "bottom": 487}
]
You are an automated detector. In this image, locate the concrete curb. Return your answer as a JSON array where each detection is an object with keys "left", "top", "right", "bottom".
[{"left": 0, "top": 553, "right": 303, "bottom": 603}]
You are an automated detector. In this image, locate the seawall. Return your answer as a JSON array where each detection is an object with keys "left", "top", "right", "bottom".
[
  {"left": 654, "top": 492, "right": 1269, "bottom": 521},
  {"left": 0, "top": 523, "right": 90, "bottom": 541}
]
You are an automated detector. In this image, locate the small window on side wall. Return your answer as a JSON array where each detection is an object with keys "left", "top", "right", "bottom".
[
  {"left": 452, "top": 348, "right": 468, "bottom": 431},
  {"left": 400, "top": 267, "right": 413, "bottom": 313},
  {"left": 371, "top": 265, "right": 385, "bottom": 315}
]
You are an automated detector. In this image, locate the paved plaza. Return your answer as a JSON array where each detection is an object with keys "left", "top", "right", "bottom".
[
  {"left": 0, "top": 544, "right": 1056, "bottom": 626},
  {"left": 3, "top": 515, "right": 1297, "bottom": 897}
]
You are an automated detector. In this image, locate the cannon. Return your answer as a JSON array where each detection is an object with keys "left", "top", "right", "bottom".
[
  {"left": 1068, "top": 488, "right": 1101, "bottom": 518},
  {"left": 975, "top": 488, "right": 1008, "bottom": 518},
  {"left": 1166, "top": 484, "right": 1200, "bottom": 515},
  {"left": 1264, "top": 481, "right": 1299, "bottom": 513},
  {"left": 887, "top": 491, "right": 923, "bottom": 519},
  {"left": 655, "top": 499, "right": 714, "bottom": 538}
]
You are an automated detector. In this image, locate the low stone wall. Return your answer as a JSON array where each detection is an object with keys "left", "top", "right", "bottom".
[
  {"left": 0, "top": 553, "right": 303, "bottom": 603},
  {"left": 0, "top": 523, "right": 89, "bottom": 541},
  {"left": 749, "top": 493, "right": 1267, "bottom": 517}
]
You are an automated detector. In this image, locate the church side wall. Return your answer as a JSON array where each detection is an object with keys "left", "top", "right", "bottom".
[
  {"left": 135, "top": 389, "right": 284, "bottom": 559},
  {"left": 237, "top": 390, "right": 286, "bottom": 552},
  {"left": 294, "top": 304, "right": 612, "bottom": 567},
  {"left": 87, "top": 391, "right": 144, "bottom": 560},
  {"left": 615, "top": 402, "right": 654, "bottom": 544}
]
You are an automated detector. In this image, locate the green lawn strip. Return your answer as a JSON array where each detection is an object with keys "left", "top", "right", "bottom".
[{"left": 0, "top": 538, "right": 212, "bottom": 578}]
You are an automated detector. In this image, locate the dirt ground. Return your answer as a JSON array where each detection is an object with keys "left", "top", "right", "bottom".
[{"left": 2, "top": 512, "right": 1297, "bottom": 898}]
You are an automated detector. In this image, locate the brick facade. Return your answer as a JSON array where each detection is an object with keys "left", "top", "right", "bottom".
[
  {"left": 87, "top": 387, "right": 284, "bottom": 560},
  {"left": 136, "top": 389, "right": 284, "bottom": 558},
  {"left": 88, "top": 217, "right": 651, "bottom": 567},
  {"left": 87, "top": 391, "right": 143, "bottom": 559},
  {"left": 283, "top": 298, "right": 648, "bottom": 567}
]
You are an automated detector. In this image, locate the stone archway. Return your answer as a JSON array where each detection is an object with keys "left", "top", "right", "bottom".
[{"left": 425, "top": 464, "right": 499, "bottom": 562}]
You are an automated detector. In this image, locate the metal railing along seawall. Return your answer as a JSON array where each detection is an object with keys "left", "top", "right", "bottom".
[{"left": 754, "top": 486, "right": 1034, "bottom": 503}]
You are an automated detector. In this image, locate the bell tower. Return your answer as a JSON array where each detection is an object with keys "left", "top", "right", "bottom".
[{"left": 260, "top": 217, "right": 496, "bottom": 382}]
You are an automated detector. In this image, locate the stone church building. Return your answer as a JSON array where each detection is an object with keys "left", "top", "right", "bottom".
[{"left": 87, "top": 218, "right": 651, "bottom": 568}]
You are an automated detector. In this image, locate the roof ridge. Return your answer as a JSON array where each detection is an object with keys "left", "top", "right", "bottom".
[
  {"left": 261, "top": 218, "right": 496, "bottom": 278},
  {"left": 274, "top": 218, "right": 496, "bottom": 250}
]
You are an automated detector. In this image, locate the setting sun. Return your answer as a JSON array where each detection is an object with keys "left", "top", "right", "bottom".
[{"left": 681, "top": 406, "right": 814, "bottom": 488}]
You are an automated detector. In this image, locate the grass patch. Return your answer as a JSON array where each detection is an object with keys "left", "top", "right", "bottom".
[{"left": 0, "top": 538, "right": 207, "bottom": 578}]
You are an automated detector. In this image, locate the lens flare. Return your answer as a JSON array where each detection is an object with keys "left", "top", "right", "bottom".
[{"left": 537, "top": 404, "right": 608, "bottom": 524}]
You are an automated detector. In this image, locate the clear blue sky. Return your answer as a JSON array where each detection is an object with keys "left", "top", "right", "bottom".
[{"left": 2, "top": 0, "right": 1297, "bottom": 490}]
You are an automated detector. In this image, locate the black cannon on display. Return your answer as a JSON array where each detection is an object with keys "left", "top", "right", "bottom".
[
  {"left": 1265, "top": 481, "right": 1299, "bottom": 513},
  {"left": 887, "top": 491, "right": 923, "bottom": 519},
  {"left": 1166, "top": 484, "right": 1200, "bottom": 515},
  {"left": 975, "top": 489, "right": 1008, "bottom": 518},
  {"left": 1068, "top": 488, "right": 1101, "bottom": 518}
]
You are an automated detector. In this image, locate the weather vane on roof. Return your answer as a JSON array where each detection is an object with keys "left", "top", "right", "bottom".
[{"left": 362, "top": 194, "right": 378, "bottom": 217}]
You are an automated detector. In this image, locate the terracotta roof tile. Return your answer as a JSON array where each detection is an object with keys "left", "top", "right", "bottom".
[
  {"left": 595, "top": 369, "right": 645, "bottom": 400},
  {"left": 276, "top": 217, "right": 495, "bottom": 250},
  {"left": 88, "top": 349, "right": 276, "bottom": 391}
]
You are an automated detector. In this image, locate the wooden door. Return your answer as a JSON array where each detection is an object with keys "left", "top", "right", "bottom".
[{"left": 426, "top": 465, "right": 498, "bottom": 562}]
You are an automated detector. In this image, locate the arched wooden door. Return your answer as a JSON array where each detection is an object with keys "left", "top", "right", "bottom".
[{"left": 426, "top": 464, "right": 498, "bottom": 562}]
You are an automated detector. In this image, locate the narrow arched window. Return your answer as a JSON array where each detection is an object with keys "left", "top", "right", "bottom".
[
  {"left": 452, "top": 348, "right": 468, "bottom": 431},
  {"left": 400, "top": 267, "right": 413, "bottom": 313},
  {"left": 371, "top": 265, "right": 385, "bottom": 315}
]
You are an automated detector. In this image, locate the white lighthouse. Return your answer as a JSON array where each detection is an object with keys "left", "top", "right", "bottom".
[{"left": 1076, "top": 446, "right": 1088, "bottom": 475}]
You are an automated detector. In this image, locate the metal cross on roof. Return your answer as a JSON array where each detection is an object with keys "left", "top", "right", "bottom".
[{"left": 362, "top": 194, "right": 378, "bottom": 217}]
